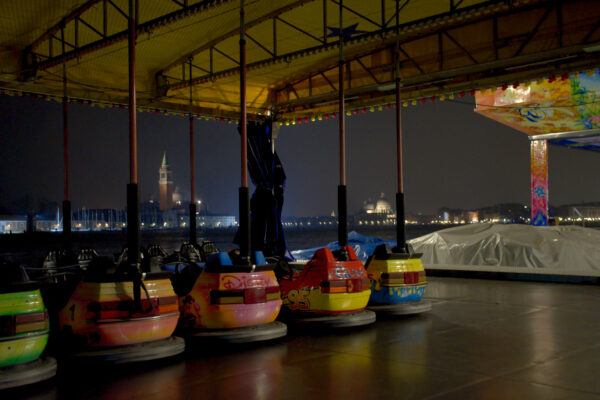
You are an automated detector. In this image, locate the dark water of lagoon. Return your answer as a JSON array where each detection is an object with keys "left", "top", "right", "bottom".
[{"left": 0, "top": 225, "right": 445, "bottom": 267}]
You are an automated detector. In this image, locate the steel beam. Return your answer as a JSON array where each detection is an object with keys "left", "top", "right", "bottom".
[
  {"left": 160, "top": 0, "right": 314, "bottom": 75},
  {"left": 386, "top": 0, "right": 410, "bottom": 27},
  {"left": 514, "top": 5, "right": 554, "bottom": 57},
  {"left": 51, "top": 34, "right": 75, "bottom": 50},
  {"left": 165, "top": 0, "right": 557, "bottom": 92},
  {"left": 355, "top": 56, "right": 379, "bottom": 84},
  {"left": 583, "top": 20, "right": 600, "bottom": 43},
  {"left": 276, "top": 16, "right": 324, "bottom": 44},
  {"left": 398, "top": 45, "right": 424, "bottom": 74},
  {"left": 246, "top": 33, "right": 274, "bottom": 56},
  {"left": 330, "top": 0, "right": 381, "bottom": 28},
  {"left": 213, "top": 46, "right": 239, "bottom": 65},
  {"left": 31, "top": 0, "right": 236, "bottom": 71},
  {"left": 320, "top": 71, "right": 337, "bottom": 91},
  {"left": 273, "top": 40, "right": 600, "bottom": 110},
  {"left": 443, "top": 31, "right": 478, "bottom": 64},
  {"left": 107, "top": 0, "right": 129, "bottom": 20},
  {"left": 78, "top": 16, "right": 105, "bottom": 38},
  {"left": 191, "top": 62, "right": 210, "bottom": 75},
  {"left": 30, "top": 0, "right": 103, "bottom": 50}
]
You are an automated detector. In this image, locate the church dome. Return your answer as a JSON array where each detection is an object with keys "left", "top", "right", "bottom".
[
  {"left": 172, "top": 186, "right": 182, "bottom": 204},
  {"left": 374, "top": 199, "right": 392, "bottom": 213}
]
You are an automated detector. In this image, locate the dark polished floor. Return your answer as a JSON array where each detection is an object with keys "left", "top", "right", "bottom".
[{"left": 12, "top": 277, "right": 600, "bottom": 399}]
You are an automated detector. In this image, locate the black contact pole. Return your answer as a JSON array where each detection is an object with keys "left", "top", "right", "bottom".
[
  {"left": 394, "top": 0, "right": 406, "bottom": 253},
  {"left": 239, "top": 0, "right": 251, "bottom": 264},
  {"left": 188, "top": 58, "right": 197, "bottom": 245},
  {"left": 127, "top": 0, "right": 140, "bottom": 267},
  {"left": 337, "top": 0, "right": 348, "bottom": 250},
  {"left": 394, "top": 81, "right": 406, "bottom": 252},
  {"left": 61, "top": 26, "right": 72, "bottom": 252}
]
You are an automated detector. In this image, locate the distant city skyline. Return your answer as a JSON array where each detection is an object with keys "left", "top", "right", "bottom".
[{"left": 2, "top": 94, "right": 600, "bottom": 218}]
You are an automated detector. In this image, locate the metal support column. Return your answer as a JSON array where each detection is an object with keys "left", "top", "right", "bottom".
[{"left": 530, "top": 140, "right": 549, "bottom": 226}]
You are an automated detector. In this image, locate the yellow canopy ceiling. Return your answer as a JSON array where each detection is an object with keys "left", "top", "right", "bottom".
[{"left": 1, "top": 0, "right": 600, "bottom": 120}]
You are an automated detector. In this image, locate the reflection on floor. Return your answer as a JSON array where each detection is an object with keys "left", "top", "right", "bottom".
[{"left": 8, "top": 277, "right": 600, "bottom": 399}]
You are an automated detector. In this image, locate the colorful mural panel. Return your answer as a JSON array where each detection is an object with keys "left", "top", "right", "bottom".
[
  {"left": 530, "top": 140, "right": 548, "bottom": 226},
  {"left": 475, "top": 71, "right": 600, "bottom": 135}
]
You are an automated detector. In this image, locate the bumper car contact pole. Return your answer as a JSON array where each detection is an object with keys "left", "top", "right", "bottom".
[
  {"left": 189, "top": 57, "right": 197, "bottom": 245},
  {"left": 239, "top": 0, "right": 251, "bottom": 265},
  {"left": 362, "top": 1, "right": 431, "bottom": 317},
  {"left": 394, "top": 1, "right": 406, "bottom": 253},
  {"left": 42, "top": 0, "right": 184, "bottom": 365},
  {"left": 338, "top": 0, "right": 348, "bottom": 253},
  {"left": 127, "top": 0, "right": 142, "bottom": 308},
  {"left": 61, "top": 25, "right": 71, "bottom": 252}
]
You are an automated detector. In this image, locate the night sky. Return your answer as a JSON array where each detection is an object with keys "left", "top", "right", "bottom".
[{"left": 1, "top": 93, "right": 599, "bottom": 217}]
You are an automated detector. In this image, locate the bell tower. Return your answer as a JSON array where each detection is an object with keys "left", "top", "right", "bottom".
[{"left": 159, "top": 152, "right": 174, "bottom": 211}]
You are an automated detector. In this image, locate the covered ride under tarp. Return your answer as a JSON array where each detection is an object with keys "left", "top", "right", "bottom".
[
  {"left": 292, "top": 225, "right": 600, "bottom": 277},
  {"left": 234, "top": 120, "right": 290, "bottom": 259},
  {"left": 409, "top": 223, "right": 600, "bottom": 276},
  {"left": 292, "top": 231, "right": 395, "bottom": 262}
]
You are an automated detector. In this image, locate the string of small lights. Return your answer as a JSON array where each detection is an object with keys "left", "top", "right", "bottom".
[{"left": 1, "top": 68, "right": 597, "bottom": 125}]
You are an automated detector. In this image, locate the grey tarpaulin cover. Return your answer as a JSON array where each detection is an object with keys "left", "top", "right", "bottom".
[{"left": 409, "top": 223, "right": 600, "bottom": 276}]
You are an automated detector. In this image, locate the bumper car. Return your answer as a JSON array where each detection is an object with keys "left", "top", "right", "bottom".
[
  {"left": 142, "top": 244, "right": 170, "bottom": 272},
  {"left": 0, "top": 259, "right": 56, "bottom": 390},
  {"left": 170, "top": 248, "right": 286, "bottom": 344},
  {"left": 77, "top": 248, "right": 100, "bottom": 270},
  {"left": 365, "top": 244, "right": 431, "bottom": 315},
  {"left": 41, "top": 248, "right": 78, "bottom": 278},
  {"left": 279, "top": 246, "right": 375, "bottom": 329},
  {"left": 157, "top": 242, "right": 208, "bottom": 272},
  {"left": 47, "top": 251, "right": 184, "bottom": 364}
]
